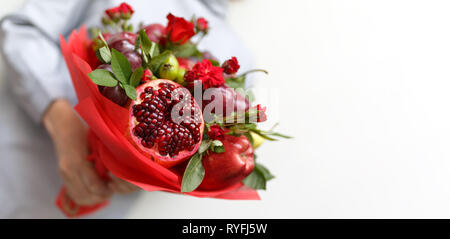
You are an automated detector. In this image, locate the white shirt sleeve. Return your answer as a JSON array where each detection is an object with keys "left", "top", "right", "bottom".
[{"left": 0, "top": 0, "right": 92, "bottom": 123}]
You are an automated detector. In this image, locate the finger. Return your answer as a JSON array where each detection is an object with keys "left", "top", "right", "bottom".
[
  {"left": 79, "top": 161, "right": 112, "bottom": 198},
  {"left": 108, "top": 178, "right": 133, "bottom": 194},
  {"left": 59, "top": 160, "right": 95, "bottom": 205},
  {"left": 63, "top": 170, "right": 108, "bottom": 205},
  {"left": 108, "top": 175, "right": 139, "bottom": 194}
]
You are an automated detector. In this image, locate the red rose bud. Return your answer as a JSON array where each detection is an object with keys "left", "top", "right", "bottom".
[
  {"left": 118, "top": 2, "right": 134, "bottom": 19},
  {"left": 222, "top": 57, "right": 240, "bottom": 74},
  {"left": 184, "top": 59, "right": 224, "bottom": 89},
  {"left": 105, "top": 6, "right": 121, "bottom": 21},
  {"left": 105, "top": 3, "right": 134, "bottom": 21},
  {"left": 196, "top": 17, "right": 209, "bottom": 33},
  {"left": 141, "top": 69, "right": 153, "bottom": 83},
  {"left": 255, "top": 104, "right": 267, "bottom": 122},
  {"left": 207, "top": 125, "right": 225, "bottom": 141},
  {"left": 165, "top": 13, "right": 195, "bottom": 44}
]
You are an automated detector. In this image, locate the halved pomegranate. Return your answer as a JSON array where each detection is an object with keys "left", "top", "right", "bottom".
[{"left": 128, "top": 79, "right": 204, "bottom": 168}]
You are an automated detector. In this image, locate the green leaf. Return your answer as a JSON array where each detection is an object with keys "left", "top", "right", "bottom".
[
  {"left": 256, "top": 163, "right": 275, "bottom": 181},
  {"left": 88, "top": 69, "right": 118, "bottom": 87},
  {"left": 244, "top": 132, "right": 254, "bottom": 147},
  {"left": 243, "top": 170, "right": 266, "bottom": 190},
  {"left": 211, "top": 140, "right": 223, "bottom": 147},
  {"left": 129, "top": 67, "right": 144, "bottom": 87},
  {"left": 96, "top": 46, "right": 111, "bottom": 64},
  {"left": 199, "top": 139, "right": 212, "bottom": 154},
  {"left": 208, "top": 59, "right": 220, "bottom": 67},
  {"left": 244, "top": 123, "right": 257, "bottom": 130},
  {"left": 171, "top": 42, "right": 200, "bottom": 58},
  {"left": 134, "top": 33, "right": 141, "bottom": 51},
  {"left": 211, "top": 140, "right": 225, "bottom": 153},
  {"left": 212, "top": 145, "right": 225, "bottom": 153},
  {"left": 226, "top": 75, "right": 246, "bottom": 89},
  {"left": 149, "top": 41, "right": 160, "bottom": 58},
  {"left": 149, "top": 50, "right": 172, "bottom": 75},
  {"left": 98, "top": 32, "right": 110, "bottom": 51},
  {"left": 181, "top": 153, "right": 205, "bottom": 192},
  {"left": 242, "top": 163, "right": 274, "bottom": 190},
  {"left": 111, "top": 49, "right": 132, "bottom": 84},
  {"left": 138, "top": 30, "right": 152, "bottom": 54},
  {"left": 122, "top": 84, "right": 137, "bottom": 101},
  {"left": 138, "top": 30, "right": 160, "bottom": 60},
  {"left": 250, "top": 129, "right": 278, "bottom": 141}
]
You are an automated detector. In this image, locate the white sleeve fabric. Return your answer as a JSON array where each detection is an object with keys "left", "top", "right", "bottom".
[{"left": 0, "top": 0, "right": 93, "bottom": 123}]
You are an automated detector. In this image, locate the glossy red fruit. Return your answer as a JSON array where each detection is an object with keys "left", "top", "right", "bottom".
[
  {"left": 199, "top": 135, "right": 254, "bottom": 190},
  {"left": 142, "top": 24, "right": 166, "bottom": 43},
  {"left": 177, "top": 57, "right": 195, "bottom": 70},
  {"left": 107, "top": 32, "right": 137, "bottom": 53},
  {"left": 101, "top": 32, "right": 112, "bottom": 42},
  {"left": 122, "top": 50, "right": 142, "bottom": 70},
  {"left": 96, "top": 64, "right": 128, "bottom": 106},
  {"left": 128, "top": 79, "right": 204, "bottom": 168},
  {"left": 101, "top": 85, "right": 129, "bottom": 106},
  {"left": 202, "top": 85, "right": 250, "bottom": 121}
]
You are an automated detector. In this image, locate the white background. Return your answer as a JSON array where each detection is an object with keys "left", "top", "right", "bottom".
[{"left": 3, "top": 0, "right": 450, "bottom": 218}]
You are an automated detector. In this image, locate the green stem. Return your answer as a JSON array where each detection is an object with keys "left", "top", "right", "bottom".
[
  {"left": 195, "top": 32, "right": 206, "bottom": 46},
  {"left": 238, "top": 69, "right": 269, "bottom": 77}
]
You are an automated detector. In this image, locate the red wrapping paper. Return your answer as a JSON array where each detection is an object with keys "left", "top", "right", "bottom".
[{"left": 56, "top": 26, "right": 260, "bottom": 218}]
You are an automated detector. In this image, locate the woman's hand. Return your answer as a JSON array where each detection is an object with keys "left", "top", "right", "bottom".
[
  {"left": 43, "top": 99, "right": 112, "bottom": 205},
  {"left": 108, "top": 174, "right": 140, "bottom": 194}
]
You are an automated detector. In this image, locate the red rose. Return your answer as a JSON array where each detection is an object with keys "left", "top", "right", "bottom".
[
  {"left": 184, "top": 59, "right": 225, "bottom": 89},
  {"left": 165, "top": 13, "right": 195, "bottom": 44},
  {"left": 207, "top": 125, "right": 225, "bottom": 141},
  {"left": 222, "top": 57, "right": 240, "bottom": 74},
  {"left": 196, "top": 17, "right": 209, "bottom": 33},
  {"left": 118, "top": 3, "right": 134, "bottom": 19}
]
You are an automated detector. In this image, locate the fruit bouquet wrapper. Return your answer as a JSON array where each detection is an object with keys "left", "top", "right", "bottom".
[{"left": 56, "top": 3, "right": 290, "bottom": 217}]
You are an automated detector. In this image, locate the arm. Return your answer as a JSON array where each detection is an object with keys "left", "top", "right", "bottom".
[
  {"left": 0, "top": 0, "right": 92, "bottom": 123},
  {"left": 0, "top": 0, "right": 136, "bottom": 204}
]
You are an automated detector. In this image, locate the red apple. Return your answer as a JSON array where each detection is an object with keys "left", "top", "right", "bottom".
[{"left": 199, "top": 135, "right": 254, "bottom": 190}]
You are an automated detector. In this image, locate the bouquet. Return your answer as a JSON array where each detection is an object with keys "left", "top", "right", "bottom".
[{"left": 57, "top": 3, "right": 290, "bottom": 217}]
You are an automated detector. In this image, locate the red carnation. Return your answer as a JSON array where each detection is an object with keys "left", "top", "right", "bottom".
[
  {"left": 184, "top": 59, "right": 225, "bottom": 89},
  {"left": 207, "top": 125, "right": 225, "bottom": 141},
  {"left": 165, "top": 13, "right": 195, "bottom": 44},
  {"left": 222, "top": 57, "right": 240, "bottom": 74},
  {"left": 196, "top": 17, "right": 209, "bottom": 33}
]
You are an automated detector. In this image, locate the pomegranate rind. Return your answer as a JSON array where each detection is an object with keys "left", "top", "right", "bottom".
[{"left": 128, "top": 79, "right": 204, "bottom": 168}]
